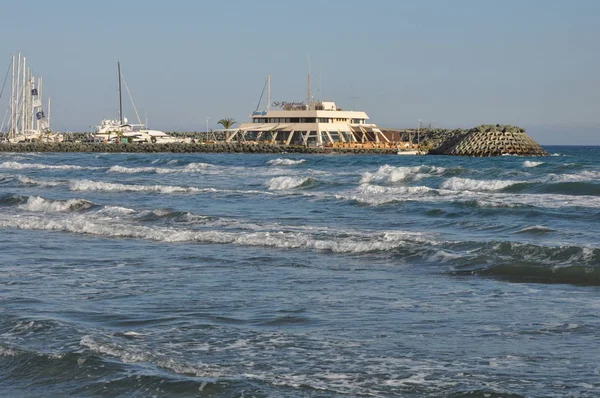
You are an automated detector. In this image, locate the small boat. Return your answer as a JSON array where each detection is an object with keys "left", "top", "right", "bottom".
[{"left": 397, "top": 149, "right": 421, "bottom": 155}]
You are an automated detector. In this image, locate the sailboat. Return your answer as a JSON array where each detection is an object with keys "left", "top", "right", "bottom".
[
  {"left": 2, "top": 53, "right": 62, "bottom": 143},
  {"left": 93, "top": 63, "right": 185, "bottom": 144}
]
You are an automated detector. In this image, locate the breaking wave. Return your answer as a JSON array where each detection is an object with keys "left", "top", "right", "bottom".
[
  {"left": 69, "top": 180, "right": 211, "bottom": 194},
  {"left": 267, "top": 176, "right": 315, "bottom": 190},
  {"left": 0, "top": 214, "right": 430, "bottom": 254},
  {"left": 547, "top": 170, "right": 600, "bottom": 183},
  {"left": 16, "top": 175, "right": 64, "bottom": 187},
  {"left": 267, "top": 158, "right": 306, "bottom": 166},
  {"left": 0, "top": 161, "right": 103, "bottom": 171},
  {"left": 361, "top": 165, "right": 446, "bottom": 184},
  {"left": 523, "top": 161, "right": 544, "bottom": 168},
  {"left": 337, "top": 184, "right": 435, "bottom": 206},
  {"left": 441, "top": 177, "right": 519, "bottom": 192},
  {"left": 108, "top": 162, "right": 215, "bottom": 174},
  {"left": 18, "top": 196, "right": 94, "bottom": 213}
]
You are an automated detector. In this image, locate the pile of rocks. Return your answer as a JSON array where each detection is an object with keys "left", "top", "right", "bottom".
[
  {"left": 428, "top": 125, "right": 548, "bottom": 157},
  {"left": 0, "top": 141, "right": 398, "bottom": 155}
]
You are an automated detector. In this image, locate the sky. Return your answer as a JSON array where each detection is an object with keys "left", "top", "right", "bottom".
[{"left": 0, "top": 0, "right": 599, "bottom": 144}]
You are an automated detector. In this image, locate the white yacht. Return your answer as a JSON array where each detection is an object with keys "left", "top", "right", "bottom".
[
  {"left": 94, "top": 117, "right": 183, "bottom": 144},
  {"left": 227, "top": 76, "right": 390, "bottom": 147},
  {"left": 93, "top": 62, "right": 188, "bottom": 144}
]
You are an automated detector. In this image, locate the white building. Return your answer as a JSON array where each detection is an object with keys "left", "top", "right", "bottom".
[{"left": 227, "top": 77, "right": 388, "bottom": 147}]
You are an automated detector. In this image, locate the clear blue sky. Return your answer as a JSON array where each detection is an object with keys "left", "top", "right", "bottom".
[{"left": 1, "top": 0, "right": 599, "bottom": 144}]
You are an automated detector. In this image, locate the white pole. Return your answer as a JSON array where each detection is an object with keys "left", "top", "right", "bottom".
[
  {"left": 14, "top": 54, "right": 20, "bottom": 137},
  {"left": 9, "top": 55, "right": 14, "bottom": 137},
  {"left": 48, "top": 98, "right": 51, "bottom": 131},
  {"left": 206, "top": 117, "right": 209, "bottom": 141},
  {"left": 15, "top": 54, "right": 21, "bottom": 136},
  {"left": 22, "top": 57, "right": 26, "bottom": 137},
  {"left": 38, "top": 76, "right": 43, "bottom": 133}
]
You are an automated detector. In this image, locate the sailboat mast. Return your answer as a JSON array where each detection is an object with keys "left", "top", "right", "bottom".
[
  {"left": 117, "top": 62, "right": 123, "bottom": 126},
  {"left": 21, "top": 56, "right": 26, "bottom": 136},
  {"left": 267, "top": 75, "right": 271, "bottom": 111},
  {"left": 9, "top": 55, "right": 14, "bottom": 136},
  {"left": 306, "top": 54, "right": 312, "bottom": 110}
]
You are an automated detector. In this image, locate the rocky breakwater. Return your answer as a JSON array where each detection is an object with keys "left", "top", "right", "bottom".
[
  {"left": 0, "top": 141, "right": 398, "bottom": 155},
  {"left": 428, "top": 125, "right": 548, "bottom": 157}
]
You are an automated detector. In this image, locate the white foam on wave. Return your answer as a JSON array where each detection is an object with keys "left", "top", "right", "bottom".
[
  {"left": 80, "top": 335, "right": 149, "bottom": 363},
  {"left": 108, "top": 165, "right": 172, "bottom": 174},
  {"left": 267, "top": 176, "right": 311, "bottom": 190},
  {"left": 0, "top": 213, "right": 431, "bottom": 254},
  {"left": 440, "top": 177, "right": 518, "bottom": 192},
  {"left": 0, "top": 346, "right": 18, "bottom": 357},
  {"left": 108, "top": 162, "right": 215, "bottom": 175},
  {"left": 18, "top": 196, "right": 93, "bottom": 213},
  {"left": 360, "top": 165, "right": 445, "bottom": 184},
  {"left": 471, "top": 192, "right": 600, "bottom": 209},
  {"left": 17, "top": 175, "right": 63, "bottom": 187},
  {"left": 547, "top": 170, "right": 600, "bottom": 183},
  {"left": 268, "top": 158, "right": 306, "bottom": 166},
  {"left": 69, "top": 179, "right": 210, "bottom": 194},
  {"left": 515, "top": 225, "right": 556, "bottom": 234},
  {"left": 0, "top": 161, "right": 103, "bottom": 171},
  {"left": 97, "top": 205, "right": 137, "bottom": 215},
  {"left": 523, "top": 161, "right": 544, "bottom": 168},
  {"left": 337, "top": 184, "right": 435, "bottom": 206}
]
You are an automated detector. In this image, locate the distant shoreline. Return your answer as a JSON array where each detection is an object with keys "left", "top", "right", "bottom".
[{"left": 0, "top": 142, "right": 399, "bottom": 155}]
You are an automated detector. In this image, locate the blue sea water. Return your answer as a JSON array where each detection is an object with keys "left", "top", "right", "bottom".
[{"left": 0, "top": 147, "right": 599, "bottom": 397}]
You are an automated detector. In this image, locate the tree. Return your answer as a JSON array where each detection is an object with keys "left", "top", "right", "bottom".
[
  {"left": 218, "top": 118, "right": 236, "bottom": 129},
  {"left": 115, "top": 130, "right": 124, "bottom": 143}
]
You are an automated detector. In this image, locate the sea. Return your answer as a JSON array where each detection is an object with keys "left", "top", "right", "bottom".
[{"left": 0, "top": 146, "right": 599, "bottom": 398}]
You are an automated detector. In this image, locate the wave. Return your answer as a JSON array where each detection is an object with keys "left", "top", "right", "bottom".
[
  {"left": 18, "top": 196, "right": 94, "bottom": 213},
  {"left": 16, "top": 175, "right": 64, "bottom": 187},
  {"left": 514, "top": 225, "right": 556, "bottom": 235},
  {"left": 266, "top": 176, "right": 315, "bottom": 190},
  {"left": 472, "top": 192, "right": 600, "bottom": 209},
  {"left": 336, "top": 184, "right": 435, "bottom": 205},
  {"left": 0, "top": 214, "right": 430, "bottom": 254},
  {"left": 0, "top": 161, "right": 103, "bottom": 171},
  {"left": 533, "top": 181, "right": 600, "bottom": 197},
  {"left": 441, "top": 177, "right": 519, "bottom": 192},
  {"left": 0, "top": 193, "right": 28, "bottom": 206},
  {"left": 360, "top": 165, "right": 446, "bottom": 184},
  {"left": 69, "top": 180, "right": 211, "bottom": 194},
  {"left": 464, "top": 264, "right": 600, "bottom": 286},
  {"left": 108, "top": 165, "right": 175, "bottom": 174},
  {"left": 547, "top": 170, "right": 600, "bottom": 183},
  {"left": 523, "top": 161, "right": 544, "bottom": 168},
  {"left": 267, "top": 158, "right": 306, "bottom": 166},
  {"left": 446, "top": 241, "right": 600, "bottom": 285},
  {"left": 1, "top": 193, "right": 95, "bottom": 213},
  {"left": 108, "top": 162, "right": 215, "bottom": 175}
]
